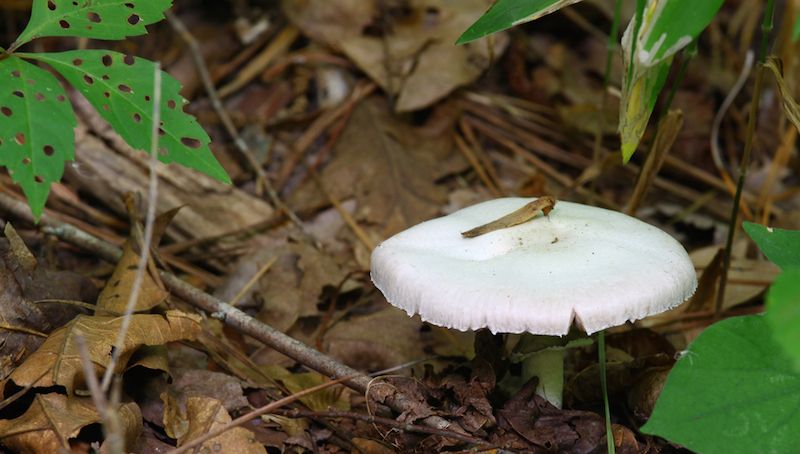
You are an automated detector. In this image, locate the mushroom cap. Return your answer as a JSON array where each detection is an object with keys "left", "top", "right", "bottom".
[{"left": 370, "top": 197, "right": 697, "bottom": 335}]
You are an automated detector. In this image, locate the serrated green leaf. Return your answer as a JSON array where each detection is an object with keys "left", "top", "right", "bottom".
[
  {"left": 0, "top": 56, "right": 76, "bottom": 219},
  {"left": 457, "top": 0, "right": 582, "bottom": 44},
  {"left": 637, "top": 0, "right": 723, "bottom": 66},
  {"left": 743, "top": 222, "right": 800, "bottom": 269},
  {"left": 15, "top": 0, "right": 172, "bottom": 45},
  {"left": 766, "top": 270, "right": 800, "bottom": 371},
  {"left": 25, "top": 50, "right": 230, "bottom": 184},
  {"left": 641, "top": 315, "right": 800, "bottom": 453}
]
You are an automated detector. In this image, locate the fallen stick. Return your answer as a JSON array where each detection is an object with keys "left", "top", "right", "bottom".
[{"left": 0, "top": 191, "right": 462, "bottom": 434}]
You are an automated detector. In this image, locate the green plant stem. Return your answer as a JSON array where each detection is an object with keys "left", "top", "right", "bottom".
[
  {"left": 715, "top": 0, "right": 775, "bottom": 316},
  {"left": 592, "top": 0, "right": 623, "bottom": 164},
  {"left": 598, "top": 330, "right": 615, "bottom": 454}
]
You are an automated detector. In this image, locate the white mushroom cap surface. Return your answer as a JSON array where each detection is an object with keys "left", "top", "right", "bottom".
[{"left": 370, "top": 197, "right": 697, "bottom": 335}]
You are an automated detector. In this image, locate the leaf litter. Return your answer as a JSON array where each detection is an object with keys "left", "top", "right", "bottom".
[{"left": 0, "top": 0, "right": 798, "bottom": 452}]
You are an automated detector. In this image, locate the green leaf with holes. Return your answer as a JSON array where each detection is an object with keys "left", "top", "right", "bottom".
[
  {"left": 641, "top": 315, "right": 800, "bottom": 453},
  {"left": 0, "top": 56, "right": 76, "bottom": 219},
  {"left": 457, "top": 0, "right": 583, "bottom": 44},
  {"left": 23, "top": 50, "right": 230, "bottom": 184},
  {"left": 15, "top": 0, "right": 172, "bottom": 46}
]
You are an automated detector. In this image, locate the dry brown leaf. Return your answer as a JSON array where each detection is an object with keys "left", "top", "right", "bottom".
[
  {"left": 351, "top": 438, "right": 397, "bottom": 454},
  {"left": 215, "top": 229, "right": 351, "bottom": 333},
  {"left": 0, "top": 225, "right": 96, "bottom": 381},
  {"left": 0, "top": 393, "right": 141, "bottom": 453},
  {"left": 9, "top": 311, "right": 201, "bottom": 394},
  {"left": 289, "top": 97, "right": 460, "bottom": 236},
  {"left": 691, "top": 245, "right": 779, "bottom": 310},
  {"left": 323, "top": 307, "right": 426, "bottom": 373},
  {"left": 170, "top": 369, "right": 250, "bottom": 413},
  {"left": 68, "top": 116, "right": 273, "bottom": 242},
  {"left": 95, "top": 239, "right": 169, "bottom": 315},
  {"left": 162, "top": 394, "right": 266, "bottom": 453},
  {"left": 284, "top": 0, "right": 506, "bottom": 111},
  {"left": 261, "top": 366, "right": 350, "bottom": 412}
]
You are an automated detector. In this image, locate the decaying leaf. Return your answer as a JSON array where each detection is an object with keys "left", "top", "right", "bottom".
[
  {"left": 284, "top": 0, "right": 507, "bottom": 111},
  {"left": 263, "top": 366, "right": 350, "bottom": 412},
  {"left": 0, "top": 393, "right": 141, "bottom": 453},
  {"left": 215, "top": 230, "right": 351, "bottom": 333},
  {"left": 95, "top": 240, "right": 168, "bottom": 315},
  {"left": 289, "top": 97, "right": 461, "bottom": 236},
  {"left": 323, "top": 307, "right": 426, "bottom": 373},
  {"left": 170, "top": 368, "right": 250, "bottom": 413},
  {"left": 0, "top": 224, "right": 96, "bottom": 380},
  {"left": 461, "top": 196, "right": 555, "bottom": 237},
  {"left": 765, "top": 57, "right": 800, "bottom": 134},
  {"left": 162, "top": 394, "right": 266, "bottom": 453},
  {"left": 8, "top": 311, "right": 201, "bottom": 393}
]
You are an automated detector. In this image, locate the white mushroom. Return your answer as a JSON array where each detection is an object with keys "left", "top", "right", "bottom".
[{"left": 370, "top": 197, "right": 697, "bottom": 407}]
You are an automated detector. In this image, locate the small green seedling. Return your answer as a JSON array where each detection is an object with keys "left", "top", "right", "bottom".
[
  {"left": 458, "top": 0, "right": 723, "bottom": 162},
  {"left": 0, "top": 0, "right": 230, "bottom": 219}
]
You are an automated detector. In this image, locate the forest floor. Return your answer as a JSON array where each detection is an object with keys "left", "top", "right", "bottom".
[{"left": 0, "top": 0, "right": 796, "bottom": 452}]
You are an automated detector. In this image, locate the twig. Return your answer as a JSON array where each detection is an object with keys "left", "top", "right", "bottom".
[
  {"left": 274, "top": 408, "right": 487, "bottom": 447},
  {"left": 0, "top": 192, "right": 464, "bottom": 436},
  {"left": 168, "top": 375, "right": 355, "bottom": 454},
  {"left": 99, "top": 64, "right": 162, "bottom": 395},
  {"left": 716, "top": 0, "right": 775, "bottom": 316},
  {"left": 75, "top": 333, "right": 124, "bottom": 454},
  {"left": 165, "top": 11, "right": 312, "bottom": 243},
  {"left": 228, "top": 257, "right": 277, "bottom": 307}
]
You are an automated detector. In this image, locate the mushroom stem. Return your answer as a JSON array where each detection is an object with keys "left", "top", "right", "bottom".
[{"left": 522, "top": 347, "right": 566, "bottom": 409}]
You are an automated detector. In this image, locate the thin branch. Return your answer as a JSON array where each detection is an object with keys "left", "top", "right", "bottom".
[
  {"left": 165, "top": 11, "right": 313, "bottom": 244},
  {"left": 168, "top": 375, "right": 356, "bottom": 454},
  {"left": 99, "top": 63, "right": 162, "bottom": 394},
  {"left": 274, "top": 408, "right": 488, "bottom": 447},
  {"left": 0, "top": 192, "right": 464, "bottom": 437}
]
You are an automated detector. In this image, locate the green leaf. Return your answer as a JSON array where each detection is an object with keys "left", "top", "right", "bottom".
[
  {"left": 641, "top": 315, "right": 800, "bottom": 453},
  {"left": 766, "top": 270, "right": 800, "bottom": 371},
  {"left": 457, "top": 0, "right": 583, "bottom": 44},
  {"left": 0, "top": 56, "right": 76, "bottom": 219},
  {"left": 24, "top": 50, "right": 230, "bottom": 183},
  {"left": 618, "top": 53, "right": 671, "bottom": 162},
  {"left": 637, "top": 0, "right": 723, "bottom": 66},
  {"left": 618, "top": 0, "right": 720, "bottom": 162},
  {"left": 743, "top": 221, "right": 800, "bottom": 269},
  {"left": 15, "top": 0, "right": 172, "bottom": 46},
  {"left": 793, "top": 12, "right": 800, "bottom": 42}
]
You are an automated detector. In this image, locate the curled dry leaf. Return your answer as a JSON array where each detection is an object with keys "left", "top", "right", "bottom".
[
  {"left": 162, "top": 394, "right": 266, "bottom": 454},
  {"left": 95, "top": 239, "right": 168, "bottom": 315},
  {"left": 284, "top": 0, "right": 507, "bottom": 112},
  {"left": 8, "top": 311, "right": 201, "bottom": 394},
  {"left": 0, "top": 393, "right": 141, "bottom": 453}
]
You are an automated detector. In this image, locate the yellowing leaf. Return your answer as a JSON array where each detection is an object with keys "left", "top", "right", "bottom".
[
  {"left": 162, "top": 394, "right": 266, "bottom": 453},
  {"left": 9, "top": 311, "right": 200, "bottom": 393}
]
